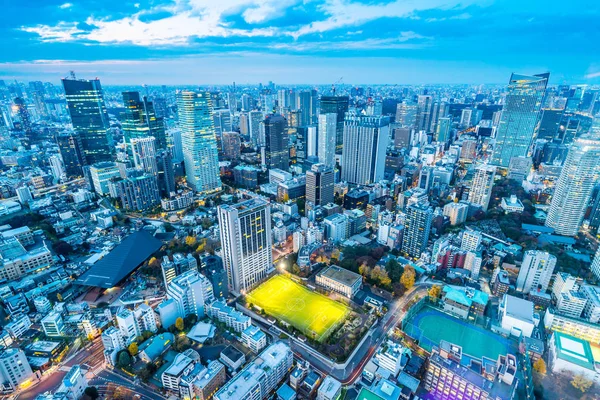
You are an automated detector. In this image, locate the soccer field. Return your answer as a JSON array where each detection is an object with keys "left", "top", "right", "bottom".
[{"left": 247, "top": 275, "right": 350, "bottom": 341}]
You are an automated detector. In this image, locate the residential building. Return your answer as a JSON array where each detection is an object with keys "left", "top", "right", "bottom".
[
  {"left": 460, "top": 229, "right": 481, "bottom": 252},
  {"left": 217, "top": 199, "right": 273, "bottom": 293},
  {"left": 241, "top": 325, "right": 267, "bottom": 353},
  {"left": 318, "top": 113, "right": 337, "bottom": 169},
  {"left": 207, "top": 300, "right": 251, "bottom": 333},
  {"left": 215, "top": 342, "right": 293, "bottom": 400},
  {"left": 101, "top": 326, "right": 124, "bottom": 365},
  {"left": 499, "top": 294, "right": 537, "bottom": 337},
  {"left": 162, "top": 351, "right": 197, "bottom": 391},
  {"left": 442, "top": 201, "right": 468, "bottom": 226},
  {"left": 467, "top": 164, "right": 496, "bottom": 212},
  {"left": 317, "top": 376, "right": 342, "bottom": 400},
  {"left": 323, "top": 214, "right": 348, "bottom": 242},
  {"left": 41, "top": 311, "right": 65, "bottom": 337},
  {"left": 130, "top": 136, "right": 158, "bottom": 175},
  {"left": 402, "top": 203, "right": 433, "bottom": 258},
  {"left": 179, "top": 360, "right": 226, "bottom": 400},
  {"left": 89, "top": 162, "right": 120, "bottom": 195},
  {"left": 0, "top": 348, "right": 33, "bottom": 393},
  {"left": 109, "top": 174, "right": 160, "bottom": 212},
  {"left": 516, "top": 251, "right": 556, "bottom": 294},
  {"left": 167, "top": 270, "right": 214, "bottom": 319},
  {"left": 581, "top": 285, "right": 600, "bottom": 323},
  {"left": 375, "top": 340, "right": 411, "bottom": 377}
]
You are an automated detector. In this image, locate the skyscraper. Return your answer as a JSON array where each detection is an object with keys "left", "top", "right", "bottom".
[
  {"left": 318, "top": 113, "right": 337, "bottom": 169},
  {"left": 320, "top": 95, "right": 349, "bottom": 153},
  {"left": 217, "top": 199, "right": 272, "bottom": 293},
  {"left": 177, "top": 91, "right": 221, "bottom": 194},
  {"left": 122, "top": 92, "right": 166, "bottom": 149},
  {"left": 131, "top": 136, "right": 158, "bottom": 175},
  {"left": 467, "top": 164, "right": 496, "bottom": 212},
  {"left": 546, "top": 135, "right": 600, "bottom": 236},
  {"left": 62, "top": 77, "right": 112, "bottom": 164},
  {"left": 306, "top": 163, "right": 334, "bottom": 206},
  {"left": 402, "top": 203, "right": 433, "bottom": 258},
  {"left": 166, "top": 269, "right": 214, "bottom": 318},
  {"left": 416, "top": 95, "right": 433, "bottom": 132},
  {"left": 395, "top": 102, "right": 418, "bottom": 128},
  {"left": 13, "top": 97, "right": 32, "bottom": 136},
  {"left": 156, "top": 150, "right": 176, "bottom": 197},
  {"left": 249, "top": 111, "right": 263, "bottom": 146},
  {"left": 263, "top": 114, "right": 289, "bottom": 170},
  {"left": 56, "top": 132, "right": 87, "bottom": 178},
  {"left": 341, "top": 114, "right": 390, "bottom": 185},
  {"left": 491, "top": 73, "right": 549, "bottom": 167},
  {"left": 436, "top": 117, "right": 452, "bottom": 145}
]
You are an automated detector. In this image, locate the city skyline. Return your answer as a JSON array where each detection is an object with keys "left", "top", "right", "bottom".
[{"left": 1, "top": 0, "right": 599, "bottom": 84}]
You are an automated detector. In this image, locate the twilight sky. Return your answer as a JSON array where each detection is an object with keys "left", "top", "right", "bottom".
[{"left": 1, "top": 0, "right": 599, "bottom": 85}]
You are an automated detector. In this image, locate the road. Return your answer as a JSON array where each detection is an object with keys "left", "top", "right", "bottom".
[{"left": 287, "top": 281, "right": 434, "bottom": 385}]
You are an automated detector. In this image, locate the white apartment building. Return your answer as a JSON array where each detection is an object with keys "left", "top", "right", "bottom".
[
  {"left": 375, "top": 340, "right": 410, "bottom": 377},
  {"left": 162, "top": 352, "right": 196, "bottom": 391},
  {"left": 460, "top": 230, "right": 482, "bottom": 252},
  {"left": 41, "top": 311, "right": 65, "bottom": 337},
  {"left": 443, "top": 202, "right": 469, "bottom": 226},
  {"left": 207, "top": 300, "right": 251, "bottom": 333},
  {"left": 516, "top": 251, "right": 556, "bottom": 294},
  {"left": 167, "top": 270, "right": 214, "bottom": 319},
  {"left": 241, "top": 325, "right": 267, "bottom": 353},
  {"left": 467, "top": 164, "right": 496, "bottom": 212},
  {"left": 581, "top": 285, "right": 600, "bottom": 323},
  {"left": 317, "top": 376, "right": 342, "bottom": 400},
  {"left": 0, "top": 348, "right": 33, "bottom": 392}
]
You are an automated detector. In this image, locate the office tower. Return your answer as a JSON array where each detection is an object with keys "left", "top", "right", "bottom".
[
  {"left": 156, "top": 150, "right": 176, "bottom": 197},
  {"left": 222, "top": 131, "right": 241, "bottom": 160},
  {"left": 177, "top": 91, "right": 221, "bottom": 194},
  {"left": 546, "top": 136, "right": 600, "bottom": 236},
  {"left": 392, "top": 125, "right": 412, "bottom": 150},
  {"left": 298, "top": 91, "right": 313, "bottom": 126},
  {"left": 537, "top": 109, "right": 563, "bottom": 141},
  {"left": 306, "top": 126, "right": 318, "bottom": 158},
  {"left": 460, "top": 108, "right": 473, "bottom": 127},
  {"left": 62, "top": 77, "right": 112, "bottom": 164},
  {"left": 402, "top": 203, "right": 433, "bottom": 258},
  {"left": 239, "top": 112, "right": 250, "bottom": 136},
  {"left": 0, "top": 348, "right": 33, "bottom": 392},
  {"left": 249, "top": 110, "right": 263, "bottom": 146},
  {"left": 320, "top": 95, "right": 349, "bottom": 152},
  {"left": 13, "top": 98, "right": 32, "bottom": 136},
  {"left": 436, "top": 117, "right": 452, "bottom": 145},
  {"left": 131, "top": 136, "right": 158, "bottom": 175},
  {"left": 468, "top": 164, "right": 496, "bottom": 212},
  {"left": 416, "top": 95, "right": 433, "bottom": 132},
  {"left": 212, "top": 109, "right": 232, "bottom": 137},
  {"left": 263, "top": 114, "right": 289, "bottom": 170},
  {"left": 122, "top": 92, "right": 166, "bottom": 149},
  {"left": 306, "top": 163, "right": 334, "bottom": 206},
  {"left": 109, "top": 174, "right": 160, "bottom": 212},
  {"left": 89, "top": 162, "right": 121, "bottom": 195},
  {"left": 56, "top": 132, "right": 87, "bottom": 177},
  {"left": 217, "top": 199, "right": 272, "bottom": 293},
  {"left": 318, "top": 113, "right": 337, "bottom": 168},
  {"left": 341, "top": 114, "right": 390, "bottom": 185},
  {"left": 241, "top": 94, "right": 252, "bottom": 112},
  {"left": 516, "top": 251, "right": 556, "bottom": 293},
  {"left": 28, "top": 81, "right": 47, "bottom": 117},
  {"left": 491, "top": 73, "right": 549, "bottom": 167},
  {"left": 215, "top": 342, "right": 293, "bottom": 400},
  {"left": 167, "top": 269, "right": 214, "bottom": 318},
  {"left": 395, "top": 102, "right": 418, "bottom": 128}
]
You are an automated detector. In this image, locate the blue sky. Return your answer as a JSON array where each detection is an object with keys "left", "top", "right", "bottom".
[{"left": 1, "top": 0, "right": 599, "bottom": 85}]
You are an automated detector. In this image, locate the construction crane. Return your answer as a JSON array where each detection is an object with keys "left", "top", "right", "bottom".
[{"left": 332, "top": 77, "right": 343, "bottom": 95}]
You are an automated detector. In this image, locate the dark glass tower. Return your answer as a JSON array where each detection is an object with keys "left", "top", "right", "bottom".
[
  {"left": 263, "top": 114, "right": 289, "bottom": 170},
  {"left": 122, "top": 91, "right": 167, "bottom": 149},
  {"left": 56, "top": 132, "right": 87, "bottom": 178},
  {"left": 320, "top": 95, "right": 349, "bottom": 153},
  {"left": 62, "top": 78, "right": 112, "bottom": 164}
]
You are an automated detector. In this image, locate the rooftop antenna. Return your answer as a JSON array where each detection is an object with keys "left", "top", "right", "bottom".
[{"left": 69, "top": 71, "right": 76, "bottom": 80}]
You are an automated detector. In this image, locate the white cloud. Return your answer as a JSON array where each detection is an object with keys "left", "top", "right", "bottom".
[
  {"left": 585, "top": 71, "right": 600, "bottom": 79},
  {"left": 23, "top": 0, "right": 477, "bottom": 46},
  {"left": 59, "top": 3, "right": 73, "bottom": 9}
]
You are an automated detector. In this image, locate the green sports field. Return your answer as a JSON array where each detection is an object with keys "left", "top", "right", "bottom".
[{"left": 247, "top": 275, "right": 350, "bottom": 341}]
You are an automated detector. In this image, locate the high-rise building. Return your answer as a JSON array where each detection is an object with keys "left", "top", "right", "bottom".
[
  {"left": 416, "top": 95, "right": 433, "bottom": 132},
  {"left": 62, "top": 77, "right": 112, "bottom": 164},
  {"left": 222, "top": 131, "right": 241, "bottom": 160},
  {"left": 491, "top": 73, "right": 549, "bottom": 167},
  {"left": 546, "top": 135, "right": 600, "bottom": 236},
  {"left": 249, "top": 111, "right": 263, "bottom": 146},
  {"left": 161, "top": 253, "right": 198, "bottom": 287},
  {"left": 318, "top": 113, "right": 337, "bottom": 169},
  {"left": 122, "top": 92, "right": 166, "bottom": 149},
  {"left": 320, "top": 96, "right": 349, "bottom": 152},
  {"left": 167, "top": 269, "right": 214, "bottom": 318},
  {"left": 263, "top": 114, "right": 289, "bottom": 171},
  {"left": 109, "top": 174, "right": 160, "bottom": 212},
  {"left": 468, "top": 164, "right": 496, "bottom": 212},
  {"left": 341, "top": 114, "right": 390, "bottom": 185},
  {"left": 131, "top": 137, "right": 158, "bottom": 175},
  {"left": 306, "top": 163, "right": 334, "bottom": 207},
  {"left": 89, "top": 162, "right": 121, "bottom": 195},
  {"left": 156, "top": 150, "right": 176, "bottom": 197},
  {"left": 436, "top": 117, "right": 452, "bottom": 145},
  {"left": 217, "top": 199, "right": 272, "bottom": 293},
  {"left": 395, "top": 102, "right": 418, "bottom": 128},
  {"left": 402, "top": 203, "right": 433, "bottom": 258},
  {"left": 516, "top": 251, "right": 557, "bottom": 294},
  {"left": 56, "top": 132, "right": 87, "bottom": 178},
  {"left": 177, "top": 91, "right": 221, "bottom": 194},
  {"left": 0, "top": 348, "right": 33, "bottom": 392},
  {"left": 298, "top": 91, "right": 315, "bottom": 126},
  {"left": 13, "top": 97, "right": 32, "bottom": 136},
  {"left": 592, "top": 246, "right": 600, "bottom": 281},
  {"left": 212, "top": 109, "right": 232, "bottom": 137}
]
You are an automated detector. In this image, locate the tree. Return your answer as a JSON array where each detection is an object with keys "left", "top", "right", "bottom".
[
  {"left": 428, "top": 285, "right": 442, "bottom": 303},
  {"left": 117, "top": 351, "right": 132, "bottom": 368},
  {"left": 401, "top": 267, "right": 416, "bottom": 290},
  {"left": 56, "top": 293, "right": 63, "bottom": 302},
  {"left": 128, "top": 342, "right": 138, "bottom": 356},
  {"left": 175, "top": 317, "right": 185, "bottom": 331},
  {"left": 53, "top": 240, "right": 74, "bottom": 257},
  {"left": 84, "top": 386, "right": 99, "bottom": 400},
  {"left": 185, "top": 236, "right": 197, "bottom": 247},
  {"left": 385, "top": 259, "right": 404, "bottom": 282},
  {"left": 571, "top": 374, "right": 593, "bottom": 393},
  {"left": 532, "top": 358, "right": 546, "bottom": 375},
  {"left": 358, "top": 264, "right": 371, "bottom": 277}
]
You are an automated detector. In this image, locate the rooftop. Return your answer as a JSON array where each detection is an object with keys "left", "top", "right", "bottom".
[
  {"left": 76, "top": 230, "right": 162, "bottom": 288},
  {"left": 319, "top": 376, "right": 342, "bottom": 398},
  {"left": 220, "top": 345, "right": 244, "bottom": 363},
  {"left": 502, "top": 294, "right": 534, "bottom": 324},
  {"left": 318, "top": 265, "right": 362, "bottom": 286},
  {"left": 163, "top": 352, "right": 194, "bottom": 377},
  {"left": 553, "top": 332, "right": 596, "bottom": 371},
  {"left": 443, "top": 285, "right": 489, "bottom": 307},
  {"left": 139, "top": 333, "right": 174, "bottom": 361}
]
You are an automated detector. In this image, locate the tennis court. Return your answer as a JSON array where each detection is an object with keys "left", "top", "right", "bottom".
[{"left": 403, "top": 306, "right": 513, "bottom": 360}]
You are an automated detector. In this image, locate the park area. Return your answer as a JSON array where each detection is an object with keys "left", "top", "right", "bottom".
[
  {"left": 246, "top": 275, "right": 350, "bottom": 342},
  {"left": 403, "top": 306, "right": 515, "bottom": 361}
]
